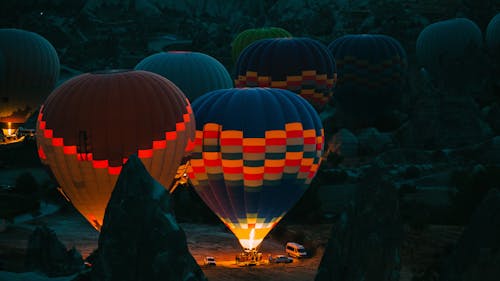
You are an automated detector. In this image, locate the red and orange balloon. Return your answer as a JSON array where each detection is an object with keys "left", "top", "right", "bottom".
[{"left": 36, "top": 70, "right": 195, "bottom": 229}]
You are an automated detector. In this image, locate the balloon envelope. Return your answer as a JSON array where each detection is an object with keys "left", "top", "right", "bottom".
[
  {"left": 135, "top": 51, "right": 233, "bottom": 102},
  {"left": 235, "top": 37, "right": 336, "bottom": 112},
  {"left": 188, "top": 87, "right": 324, "bottom": 249},
  {"left": 36, "top": 70, "right": 195, "bottom": 229},
  {"left": 0, "top": 28, "right": 60, "bottom": 136}
]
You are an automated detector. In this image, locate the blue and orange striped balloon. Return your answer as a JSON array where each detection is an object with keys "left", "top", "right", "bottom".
[
  {"left": 235, "top": 37, "right": 336, "bottom": 112},
  {"left": 188, "top": 87, "right": 324, "bottom": 250},
  {"left": 328, "top": 34, "right": 407, "bottom": 124}
]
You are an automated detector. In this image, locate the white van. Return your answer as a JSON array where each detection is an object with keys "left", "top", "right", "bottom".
[{"left": 285, "top": 242, "right": 307, "bottom": 258}]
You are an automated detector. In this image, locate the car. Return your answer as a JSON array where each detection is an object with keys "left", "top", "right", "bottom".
[
  {"left": 285, "top": 242, "right": 308, "bottom": 258},
  {"left": 271, "top": 255, "right": 293, "bottom": 264},
  {"left": 204, "top": 256, "right": 216, "bottom": 266}
]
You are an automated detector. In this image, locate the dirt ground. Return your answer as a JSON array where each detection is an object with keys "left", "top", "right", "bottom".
[
  {"left": 0, "top": 208, "right": 327, "bottom": 281},
  {"left": 0, "top": 207, "right": 464, "bottom": 281}
]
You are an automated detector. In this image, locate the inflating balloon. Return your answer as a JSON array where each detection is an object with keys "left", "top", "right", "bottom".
[
  {"left": 36, "top": 70, "right": 195, "bottom": 230},
  {"left": 0, "top": 28, "right": 60, "bottom": 137},
  {"left": 188, "top": 87, "right": 323, "bottom": 250}
]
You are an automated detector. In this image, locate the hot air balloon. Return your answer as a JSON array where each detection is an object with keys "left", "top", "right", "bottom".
[
  {"left": 235, "top": 37, "right": 336, "bottom": 112},
  {"left": 134, "top": 51, "right": 233, "bottom": 102},
  {"left": 36, "top": 70, "right": 195, "bottom": 230},
  {"left": 327, "top": 34, "right": 408, "bottom": 127},
  {"left": 486, "top": 13, "right": 500, "bottom": 55},
  {"left": 231, "top": 27, "right": 292, "bottom": 62},
  {"left": 188, "top": 87, "right": 324, "bottom": 250},
  {"left": 416, "top": 18, "right": 482, "bottom": 82},
  {"left": 0, "top": 28, "right": 60, "bottom": 139}
]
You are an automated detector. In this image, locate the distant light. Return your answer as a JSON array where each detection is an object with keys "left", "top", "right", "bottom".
[{"left": 40, "top": 11, "right": 44, "bottom": 16}]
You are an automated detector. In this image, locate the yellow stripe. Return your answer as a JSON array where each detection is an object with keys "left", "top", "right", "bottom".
[
  {"left": 316, "top": 74, "right": 327, "bottom": 80},
  {"left": 258, "top": 76, "right": 271, "bottom": 82},
  {"left": 301, "top": 158, "right": 314, "bottom": 166}
]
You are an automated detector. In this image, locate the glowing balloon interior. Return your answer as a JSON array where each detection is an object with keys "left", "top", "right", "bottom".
[
  {"left": 188, "top": 88, "right": 324, "bottom": 249},
  {"left": 36, "top": 70, "right": 195, "bottom": 230}
]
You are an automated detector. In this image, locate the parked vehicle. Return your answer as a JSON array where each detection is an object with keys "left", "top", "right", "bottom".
[
  {"left": 270, "top": 255, "right": 293, "bottom": 263},
  {"left": 204, "top": 256, "right": 216, "bottom": 266},
  {"left": 285, "top": 242, "right": 307, "bottom": 258}
]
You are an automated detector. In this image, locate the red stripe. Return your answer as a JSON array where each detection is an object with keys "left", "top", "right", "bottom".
[
  {"left": 39, "top": 121, "right": 46, "bottom": 129},
  {"left": 300, "top": 165, "right": 311, "bottom": 172},
  {"left": 285, "top": 159, "right": 301, "bottom": 166},
  {"left": 287, "top": 81, "right": 301, "bottom": 86},
  {"left": 304, "top": 137, "right": 316, "bottom": 144},
  {"left": 77, "top": 153, "right": 93, "bottom": 161},
  {"left": 244, "top": 173, "right": 263, "bottom": 180},
  {"left": 52, "top": 138, "right": 63, "bottom": 146},
  {"left": 108, "top": 166, "right": 122, "bottom": 175},
  {"left": 303, "top": 75, "right": 315, "bottom": 80},
  {"left": 93, "top": 159, "right": 108, "bottom": 169},
  {"left": 308, "top": 171, "right": 316, "bottom": 178},
  {"left": 243, "top": 146, "right": 265, "bottom": 153},
  {"left": 176, "top": 122, "right": 185, "bottom": 131},
  {"left": 195, "top": 137, "right": 203, "bottom": 145},
  {"left": 264, "top": 166, "right": 284, "bottom": 173},
  {"left": 184, "top": 139, "right": 196, "bottom": 152},
  {"left": 223, "top": 166, "right": 243, "bottom": 174},
  {"left": 192, "top": 166, "right": 206, "bottom": 173},
  {"left": 266, "top": 138, "right": 286, "bottom": 145},
  {"left": 166, "top": 131, "right": 177, "bottom": 140},
  {"left": 44, "top": 129, "right": 53, "bottom": 138},
  {"left": 183, "top": 113, "right": 190, "bottom": 122},
  {"left": 220, "top": 138, "right": 242, "bottom": 146},
  {"left": 205, "top": 159, "right": 222, "bottom": 166},
  {"left": 287, "top": 130, "right": 303, "bottom": 138},
  {"left": 63, "top": 146, "right": 77, "bottom": 154},
  {"left": 153, "top": 140, "right": 166, "bottom": 149},
  {"left": 138, "top": 149, "right": 153, "bottom": 158},
  {"left": 38, "top": 146, "right": 47, "bottom": 160},
  {"left": 203, "top": 131, "right": 219, "bottom": 138}
]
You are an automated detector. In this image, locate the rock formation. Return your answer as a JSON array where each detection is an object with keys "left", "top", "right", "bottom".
[
  {"left": 440, "top": 188, "right": 500, "bottom": 281},
  {"left": 24, "top": 225, "right": 84, "bottom": 277},
  {"left": 90, "top": 154, "right": 206, "bottom": 281},
  {"left": 315, "top": 167, "right": 403, "bottom": 281}
]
